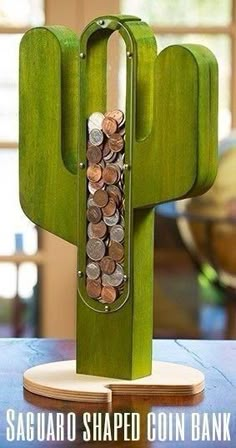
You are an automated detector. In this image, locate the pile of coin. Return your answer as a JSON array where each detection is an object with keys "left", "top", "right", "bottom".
[{"left": 86, "top": 110, "right": 126, "bottom": 305}]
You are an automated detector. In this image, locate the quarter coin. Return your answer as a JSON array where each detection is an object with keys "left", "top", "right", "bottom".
[
  {"left": 88, "top": 112, "right": 105, "bottom": 131},
  {"left": 110, "top": 225, "right": 124, "bottom": 243},
  {"left": 86, "top": 238, "right": 106, "bottom": 261},
  {"left": 86, "top": 262, "right": 100, "bottom": 280}
]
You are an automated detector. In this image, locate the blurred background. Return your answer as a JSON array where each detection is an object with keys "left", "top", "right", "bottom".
[{"left": 0, "top": 0, "right": 235, "bottom": 340}]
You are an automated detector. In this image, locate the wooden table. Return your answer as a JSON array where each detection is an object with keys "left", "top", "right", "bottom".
[{"left": 0, "top": 339, "right": 235, "bottom": 447}]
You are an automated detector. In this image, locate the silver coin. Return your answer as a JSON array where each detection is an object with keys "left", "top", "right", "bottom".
[
  {"left": 104, "top": 210, "right": 120, "bottom": 226},
  {"left": 119, "top": 215, "right": 125, "bottom": 227},
  {"left": 104, "top": 152, "right": 117, "bottom": 163},
  {"left": 102, "top": 264, "right": 124, "bottom": 287},
  {"left": 88, "top": 181, "right": 105, "bottom": 195},
  {"left": 87, "top": 223, "right": 95, "bottom": 239},
  {"left": 118, "top": 125, "right": 125, "bottom": 136},
  {"left": 88, "top": 112, "right": 105, "bottom": 132},
  {"left": 86, "top": 261, "right": 100, "bottom": 280},
  {"left": 101, "top": 273, "right": 111, "bottom": 286},
  {"left": 110, "top": 225, "right": 124, "bottom": 243},
  {"left": 86, "top": 238, "right": 105, "bottom": 261},
  {"left": 87, "top": 195, "right": 95, "bottom": 208},
  {"left": 89, "top": 129, "right": 104, "bottom": 146},
  {"left": 116, "top": 153, "right": 124, "bottom": 169}
]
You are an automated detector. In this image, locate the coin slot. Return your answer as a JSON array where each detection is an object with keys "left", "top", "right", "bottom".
[{"left": 106, "top": 31, "right": 126, "bottom": 113}]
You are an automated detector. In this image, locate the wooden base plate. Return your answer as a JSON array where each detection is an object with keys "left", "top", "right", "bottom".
[{"left": 23, "top": 360, "right": 204, "bottom": 403}]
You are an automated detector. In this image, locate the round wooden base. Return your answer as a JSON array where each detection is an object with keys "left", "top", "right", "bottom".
[{"left": 23, "top": 360, "right": 204, "bottom": 403}]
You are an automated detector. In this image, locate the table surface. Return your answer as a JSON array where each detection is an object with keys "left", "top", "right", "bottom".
[{"left": 0, "top": 339, "right": 235, "bottom": 448}]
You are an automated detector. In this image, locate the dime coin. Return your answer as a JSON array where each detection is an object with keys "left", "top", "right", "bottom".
[
  {"left": 105, "top": 109, "right": 124, "bottom": 126},
  {"left": 87, "top": 145, "right": 102, "bottom": 164},
  {"left": 93, "top": 189, "right": 109, "bottom": 208},
  {"left": 100, "top": 286, "right": 117, "bottom": 303},
  {"left": 104, "top": 210, "right": 120, "bottom": 226},
  {"left": 102, "top": 197, "right": 117, "bottom": 217},
  {"left": 87, "top": 164, "right": 102, "bottom": 182},
  {"left": 100, "top": 256, "right": 116, "bottom": 275},
  {"left": 108, "top": 133, "right": 124, "bottom": 152},
  {"left": 110, "top": 225, "right": 124, "bottom": 243},
  {"left": 89, "top": 128, "right": 104, "bottom": 146},
  {"left": 86, "top": 262, "right": 100, "bottom": 280},
  {"left": 91, "top": 221, "right": 107, "bottom": 239},
  {"left": 86, "top": 206, "right": 102, "bottom": 224},
  {"left": 102, "top": 116, "right": 117, "bottom": 136},
  {"left": 103, "top": 165, "right": 119, "bottom": 184},
  {"left": 107, "top": 264, "right": 124, "bottom": 287},
  {"left": 88, "top": 112, "right": 105, "bottom": 131},
  {"left": 86, "top": 238, "right": 106, "bottom": 261},
  {"left": 86, "top": 279, "right": 101, "bottom": 299},
  {"left": 108, "top": 241, "right": 124, "bottom": 262}
]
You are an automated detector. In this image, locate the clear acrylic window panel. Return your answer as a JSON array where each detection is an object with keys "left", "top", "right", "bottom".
[
  {"left": 0, "top": 150, "right": 38, "bottom": 256},
  {"left": 0, "top": 0, "right": 44, "bottom": 27},
  {"left": 0, "top": 34, "right": 21, "bottom": 142},
  {"left": 156, "top": 34, "right": 231, "bottom": 140},
  {"left": 121, "top": 0, "right": 232, "bottom": 26}
]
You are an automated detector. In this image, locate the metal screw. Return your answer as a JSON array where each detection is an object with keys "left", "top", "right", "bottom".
[
  {"left": 77, "top": 271, "right": 83, "bottom": 278},
  {"left": 80, "top": 52, "right": 85, "bottom": 59},
  {"left": 79, "top": 162, "right": 85, "bottom": 169},
  {"left": 104, "top": 305, "right": 110, "bottom": 312},
  {"left": 127, "top": 51, "right": 133, "bottom": 58},
  {"left": 98, "top": 19, "right": 105, "bottom": 26},
  {"left": 124, "top": 164, "right": 130, "bottom": 171},
  {"left": 123, "top": 274, "right": 128, "bottom": 282}
]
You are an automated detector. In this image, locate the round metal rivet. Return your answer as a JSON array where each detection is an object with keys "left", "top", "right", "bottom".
[
  {"left": 79, "top": 162, "right": 85, "bottom": 169},
  {"left": 127, "top": 51, "right": 133, "bottom": 58},
  {"left": 78, "top": 271, "right": 83, "bottom": 278},
  {"left": 123, "top": 274, "right": 128, "bottom": 282},
  {"left": 124, "top": 164, "right": 130, "bottom": 171},
  {"left": 98, "top": 19, "right": 105, "bottom": 25},
  {"left": 105, "top": 305, "right": 110, "bottom": 312},
  {"left": 80, "top": 52, "right": 85, "bottom": 59}
]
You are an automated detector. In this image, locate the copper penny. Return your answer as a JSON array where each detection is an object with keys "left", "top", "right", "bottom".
[
  {"left": 107, "top": 185, "right": 122, "bottom": 205},
  {"left": 91, "top": 221, "right": 107, "bottom": 239},
  {"left": 108, "top": 241, "right": 124, "bottom": 262},
  {"left": 87, "top": 164, "right": 102, "bottom": 182},
  {"left": 103, "top": 165, "right": 119, "bottom": 184},
  {"left": 102, "top": 198, "right": 117, "bottom": 217},
  {"left": 102, "top": 116, "right": 117, "bottom": 136},
  {"left": 103, "top": 140, "right": 111, "bottom": 158},
  {"left": 100, "top": 286, "right": 117, "bottom": 303},
  {"left": 93, "top": 189, "right": 109, "bottom": 208},
  {"left": 87, "top": 145, "right": 102, "bottom": 164},
  {"left": 88, "top": 178, "right": 105, "bottom": 194},
  {"left": 105, "top": 109, "right": 124, "bottom": 126},
  {"left": 86, "top": 279, "right": 101, "bottom": 299},
  {"left": 86, "top": 206, "right": 102, "bottom": 224},
  {"left": 108, "top": 133, "right": 124, "bottom": 152},
  {"left": 100, "top": 256, "right": 116, "bottom": 275}
]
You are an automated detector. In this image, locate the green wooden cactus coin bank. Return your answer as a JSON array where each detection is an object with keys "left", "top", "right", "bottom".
[{"left": 20, "top": 15, "right": 218, "bottom": 401}]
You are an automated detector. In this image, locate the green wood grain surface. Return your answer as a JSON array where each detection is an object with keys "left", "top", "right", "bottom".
[{"left": 19, "top": 15, "right": 218, "bottom": 380}]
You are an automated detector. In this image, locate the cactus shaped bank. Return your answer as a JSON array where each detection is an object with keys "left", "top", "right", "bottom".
[{"left": 19, "top": 15, "right": 218, "bottom": 380}]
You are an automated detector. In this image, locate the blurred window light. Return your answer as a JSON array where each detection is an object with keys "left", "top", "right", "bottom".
[
  {"left": 121, "top": 0, "right": 232, "bottom": 26},
  {"left": 0, "top": 34, "right": 21, "bottom": 142},
  {"left": 0, "top": 263, "right": 17, "bottom": 298},
  {"left": 18, "top": 262, "right": 38, "bottom": 299},
  {"left": 0, "top": 0, "right": 44, "bottom": 27},
  {"left": 0, "top": 150, "right": 38, "bottom": 255}
]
